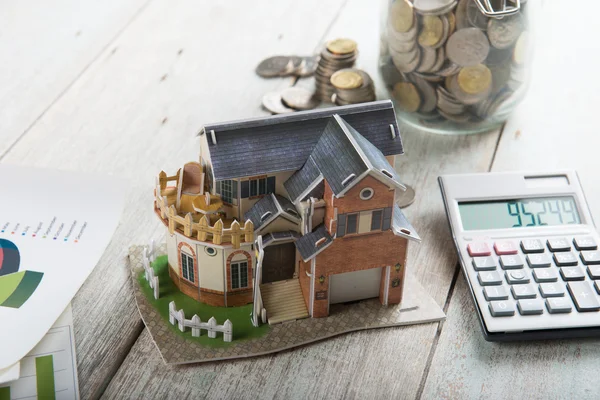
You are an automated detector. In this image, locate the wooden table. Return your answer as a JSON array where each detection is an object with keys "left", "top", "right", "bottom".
[{"left": 3, "top": 0, "right": 600, "bottom": 398}]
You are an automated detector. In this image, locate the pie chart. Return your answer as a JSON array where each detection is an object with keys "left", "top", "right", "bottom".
[{"left": 0, "top": 239, "right": 43, "bottom": 309}]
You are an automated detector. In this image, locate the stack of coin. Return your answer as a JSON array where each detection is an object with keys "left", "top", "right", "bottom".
[
  {"left": 382, "top": 0, "right": 529, "bottom": 125},
  {"left": 330, "top": 68, "right": 376, "bottom": 105},
  {"left": 315, "top": 38, "right": 358, "bottom": 101},
  {"left": 256, "top": 55, "right": 319, "bottom": 78}
]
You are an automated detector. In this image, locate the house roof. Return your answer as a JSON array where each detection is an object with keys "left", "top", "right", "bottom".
[
  {"left": 243, "top": 193, "right": 301, "bottom": 232},
  {"left": 285, "top": 114, "right": 406, "bottom": 199},
  {"left": 262, "top": 230, "right": 301, "bottom": 247},
  {"left": 294, "top": 225, "right": 334, "bottom": 262},
  {"left": 200, "top": 100, "right": 403, "bottom": 180},
  {"left": 392, "top": 205, "right": 421, "bottom": 242}
]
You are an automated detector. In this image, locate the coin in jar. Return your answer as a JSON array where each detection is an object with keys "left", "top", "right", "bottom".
[
  {"left": 281, "top": 87, "right": 320, "bottom": 110},
  {"left": 513, "top": 31, "right": 529, "bottom": 65},
  {"left": 487, "top": 13, "right": 523, "bottom": 49},
  {"left": 457, "top": 64, "right": 492, "bottom": 94},
  {"left": 326, "top": 38, "right": 357, "bottom": 55},
  {"left": 262, "top": 92, "right": 295, "bottom": 114},
  {"left": 418, "top": 16, "right": 444, "bottom": 47},
  {"left": 466, "top": 0, "right": 488, "bottom": 30},
  {"left": 393, "top": 82, "right": 421, "bottom": 112},
  {"left": 331, "top": 69, "right": 364, "bottom": 89},
  {"left": 413, "top": 0, "right": 455, "bottom": 15},
  {"left": 256, "top": 56, "right": 293, "bottom": 78},
  {"left": 446, "top": 27, "right": 490, "bottom": 66},
  {"left": 390, "top": 0, "right": 414, "bottom": 33}
]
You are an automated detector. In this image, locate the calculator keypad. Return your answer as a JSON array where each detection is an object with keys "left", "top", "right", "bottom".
[{"left": 466, "top": 235, "right": 600, "bottom": 326}]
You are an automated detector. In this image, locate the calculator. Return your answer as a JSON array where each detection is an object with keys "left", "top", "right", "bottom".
[{"left": 439, "top": 171, "right": 600, "bottom": 341}]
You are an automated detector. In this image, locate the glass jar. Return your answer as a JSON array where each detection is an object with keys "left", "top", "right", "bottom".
[{"left": 379, "top": 0, "right": 532, "bottom": 135}]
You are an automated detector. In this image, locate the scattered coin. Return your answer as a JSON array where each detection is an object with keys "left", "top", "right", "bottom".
[
  {"left": 396, "top": 184, "right": 416, "bottom": 208},
  {"left": 255, "top": 56, "right": 293, "bottom": 78},
  {"left": 281, "top": 87, "right": 320, "bottom": 111},
  {"left": 262, "top": 92, "right": 295, "bottom": 114}
]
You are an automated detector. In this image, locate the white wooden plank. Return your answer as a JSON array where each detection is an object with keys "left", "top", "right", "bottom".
[
  {"left": 0, "top": 0, "right": 148, "bottom": 157},
  {"left": 100, "top": 0, "right": 503, "bottom": 398},
  {"left": 0, "top": 0, "right": 352, "bottom": 397},
  {"left": 423, "top": 2, "right": 600, "bottom": 398}
]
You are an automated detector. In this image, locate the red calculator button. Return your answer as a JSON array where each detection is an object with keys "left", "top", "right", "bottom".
[
  {"left": 468, "top": 242, "right": 492, "bottom": 257},
  {"left": 494, "top": 241, "right": 519, "bottom": 255}
]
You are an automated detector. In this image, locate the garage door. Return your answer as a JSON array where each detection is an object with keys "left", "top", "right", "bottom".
[{"left": 329, "top": 267, "right": 382, "bottom": 304}]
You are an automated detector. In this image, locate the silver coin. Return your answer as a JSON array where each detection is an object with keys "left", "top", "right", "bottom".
[
  {"left": 388, "top": 19, "right": 419, "bottom": 43},
  {"left": 430, "top": 46, "right": 446, "bottom": 73},
  {"left": 389, "top": 35, "right": 418, "bottom": 53},
  {"left": 487, "top": 14, "right": 523, "bottom": 49},
  {"left": 438, "top": 109, "right": 471, "bottom": 123},
  {"left": 417, "top": 1, "right": 457, "bottom": 16},
  {"left": 396, "top": 184, "right": 416, "bottom": 208},
  {"left": 392, "top": 47, "right": 421, "bottom": 72},
  {"left": 446, "top": 28, "right": 489, "bottom": 66},
  {"left": 466, "top": 0, "right": 488, "bottom": 30},
  {"left": 485, "top": 47, "right": 512, "bottom": 66},
  {"left": 413, "top": 0, "right": 455, "bottom": 15},
  {"left": 262, "top": 92, "right": 295, "bottom": 114},
  {"left": 281, "top": 87, "right": 320, "bottom": 110},
  {"left": 436, "top": 60, "right": 461, "bottom": 76},
  {"left": 413, "top": 71, "right": 444, "bottom": 83},
  {"left": 296, "top": 56, "right": 319, "bottom": 77},
  {"left": 417, "top": 46, "right": 438, "bottom": 73},
  {"left": 256, "top": 56, "right": 293, "bottom": 78},
  {"left": 455, "top": 0, "right": 470, "bottom": 30}
]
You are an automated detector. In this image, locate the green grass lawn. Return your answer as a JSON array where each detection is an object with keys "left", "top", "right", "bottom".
[{"left": 138, "top": 255, "right": 269, "bottom": 347}]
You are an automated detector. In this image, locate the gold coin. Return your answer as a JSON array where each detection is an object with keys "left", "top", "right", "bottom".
[
  {"left": 390, "top": 0, "right": 414, "bottom": 33},
  {"left": 447, "top": 12, "right": 456, "bottom": 35},
  {"left": 331, "top": 70, "right": 364, "bottom": 89},
  {"left": 418, "top": 16, "right": 444, "bottom": 47},
  {"left": 327, "top": 38, "right": 357, "bottom": 55},
  {"left": 513, "top": 31, "right": 529, "bottom": 65},
  {"left": 457, "top": 64, "right": 492, "bottom": 94},
  {"left": 393, "top": 82, "right": 421, "bottom": 112}
]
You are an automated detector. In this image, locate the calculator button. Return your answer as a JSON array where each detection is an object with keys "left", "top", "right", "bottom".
[
  {"left": 580, "top": 251, "right": 600, "bottom": 265},
  {"left": 574, "top": 237, "right": 598, "bottom": 251},
  {"left": 494, "top": 241, "right": 518, "bottom": 255},
  {"left": 483, "top": 286, "right": 509, "bottom": 301},
  {"left": 472, "top": 256, "right": 497, "bottom": 271},
  {"left": 518, "top": 299, "right": 544, "bottom": 315},
  {"left": 468, "top": 242, "right": 491, "bottom": 257},
  {"left": 560, "top": 266, "right": 586, "bottom": 281},
  {"left": 545, "top": 297, "right": 572, "bottom": 314},
  {"left": 511, "top": 284, "right": 536, "bottom": 299},
  {"left": 567, "top": 281, "right": 600, "bottom": 312},
  {"left": 588, "top": 265, "right": 600, "bottom": 280},
  {"left": 547, "top": 238, "right": 571, "bottom": 252},
  {"left": 505, "top": 270, "right": 530, "bottom": 284},
  {"left": 488, "top": 300, "right": 515, "bottom": 317},
  {"left": 553, "top": 252, "right": 579, "bottom": 267},
  {"left": 500, "top": 254, "right": 524, "bottom": 270},
  {"left": 521, "top": 239, "right": 545, "bottom": 253},
  {"left": 539, "top": 283, "right": 565, "bottom": 298},
  {"left": 478, "top": 271, "right": 502, "bottom": 286},
  {"left": 533, "top": 268, "right": 559, "bottom": 283},
  {"left": 526, "top": 253, "right": 552, "bottom": 268}
]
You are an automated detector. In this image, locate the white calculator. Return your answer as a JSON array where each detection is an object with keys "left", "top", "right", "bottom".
[{"left": 439, "top": 171, "right": 600, "bottom": 341}]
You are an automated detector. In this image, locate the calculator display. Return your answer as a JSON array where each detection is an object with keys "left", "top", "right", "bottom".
[{"left": 459, "top": 196, "right": 581, "bottom": 231}]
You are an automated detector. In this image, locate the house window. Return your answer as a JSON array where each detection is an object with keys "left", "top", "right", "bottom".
[
  {"left": 231, "top": 261, "right": 248, "bottom": 289},
  {"left": 360, "top": 187, "right": 374, "bottom": 200},
  {"left": 346, "top": 213, "right": 358, "bottom": 234},
  {"left": 216, "top": 180, "right": 237, "bottom": 205},
  {"left": 371, "top": 209, "right": 383, "bottom": 231},
  {"left": 241, "top": 176, "right": 276, "bottom": 198},
  {"left": 205, "top": 247, "right": 217, "bottom": 256},
  {"left": 181, "top": 252, "right": 195, "bottom": 283}
]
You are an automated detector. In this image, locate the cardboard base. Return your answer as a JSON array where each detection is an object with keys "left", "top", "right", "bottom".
[{"left": 129, "top": 245, "right": 445, "bottom": 365}]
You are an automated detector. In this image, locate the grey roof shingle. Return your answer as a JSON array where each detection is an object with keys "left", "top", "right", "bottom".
[
  {"left": 262, "top": 230, "right": 301, "bottom": 246},
  {"left": 294, "top": 225, "right": 333, "bottom": 261},
  {"left": 310, "top": 117, "right": 368, "bottom": 195},
  {"left": 283, "top": 156, "right": 322, "bottom": 202},
  {"left": 201, "top": 100, "right": 403, "bottom": 180},
  {"left": 392, "top": 205, "right": 421, "bottom": 242},
  {"left": 243, "top": 193, "right": 301, "bottom": 231}
]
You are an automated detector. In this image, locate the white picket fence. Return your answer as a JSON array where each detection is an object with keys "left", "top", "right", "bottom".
[
  {"left": 142, "top": 239, "right": 160, "bottom": 300},
  {"left": 168, "top": 301, "right": 233, "bottom": 342}
]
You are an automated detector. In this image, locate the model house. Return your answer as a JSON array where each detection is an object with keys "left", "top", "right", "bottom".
[{"left": 154, "top": 100, "right": 420, "bottom": 325}]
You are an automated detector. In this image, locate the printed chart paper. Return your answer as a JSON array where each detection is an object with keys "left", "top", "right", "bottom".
[
  {"left": 0, "top": 165, "right": 125, "bottom": 369},
  {"left": 0, "top": 305, "right": 80, "bottom": 399}
]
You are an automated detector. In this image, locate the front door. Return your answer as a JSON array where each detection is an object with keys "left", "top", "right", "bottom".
[{"left": 262, "top": 243, "right": 296, "bottom": 284}]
